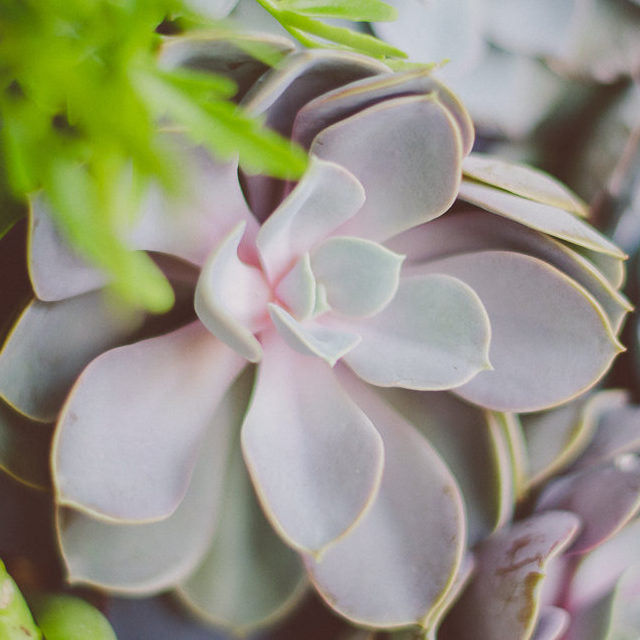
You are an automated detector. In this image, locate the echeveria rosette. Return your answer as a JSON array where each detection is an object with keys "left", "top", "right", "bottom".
[
  {"left": 0, "top": 35, "right": 629, "bottom": 635},
  {"left": 438, "top": 391, "right": 640, "bottom": 640}
]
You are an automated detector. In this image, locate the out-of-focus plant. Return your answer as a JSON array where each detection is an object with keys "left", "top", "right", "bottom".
[
  {"left": 0, "top": 32, "right": 629, "bottom": 637},
  {"left": 0, "top": 559, "right": 116, "bottom": 640},
  {"left": 369, "top": 0, "right": 640, "bottom": 144},
  {"left": 0, "top": 0, "right": 402, "bottom": 314}
]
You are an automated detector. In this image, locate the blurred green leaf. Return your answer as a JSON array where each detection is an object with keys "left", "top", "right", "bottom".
[
  {"left": 275, "top": 0, "right": 397, "bottom": 22},
  {"left": 0, "top": 561, "right": 42, "bottom": 640},
  {"left": 32, "top": 595, "right": 117, "bottom": 640}
]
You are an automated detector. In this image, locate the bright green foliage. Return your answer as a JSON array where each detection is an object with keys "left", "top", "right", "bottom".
[
  {"left": 255, "top": 0, "right": 407, "bottom": 59},
  {"left": 0, "top": 0, "right": 308, "bottom": 312},
  {"left": 0, "top": 561, "right": 42, "bottom": 640},
  {"left": 32, "top": 595, "right": 117, "bottom": 640}
]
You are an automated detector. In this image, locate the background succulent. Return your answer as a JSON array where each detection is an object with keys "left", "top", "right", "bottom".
[{"left": 0, "top": 29, "right": 631, "bottom": 639}]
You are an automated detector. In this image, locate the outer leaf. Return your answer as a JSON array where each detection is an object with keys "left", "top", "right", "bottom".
[
  {"left": 378, "top": 389, "right": 515, "bottom": 545},
  {"left": 0, "top": 400, "right": 52, "bottom": 490},
  {"left": 311, "top": 95, "right": 464, "bottom": 242},
  {"left": 56, "top": 368, "right": 251, "bottom": 594},
  {"left": 441, "top": 511, "right": 580, "bottom": 640},
  {"left": 241, "top": 330, "right": 384, "bottom": 555},
  {"left": 389, "top": 210, "right": 631, "bottom": 335},
  {"left": 424, "top": 251, "right": 622, "bottom": 411},
  {"left": 292, "top": 67, "right": 474, "bottom": 155},
  {"left": 462, "top": 154, "right": 588, "bottom": 216},
  {"left": 0, "top": 293, "right": 144, "bottom": 422},
  {"left": 458, "top": 181, "right": 625, "bottom": 258},
  {"left": 523, "top": 390, "right": 625, "bottom": 489},
  {"left": 341, "top": 274, "right": 492, "bottom": 390},
  {"left": 536, "top": 460, "right": 640, "bottom": 554},
  {"left": 178, "top": 398, "right": 306, "bottom": 634},
  {"left": 53, "top": 323, "right": 246, "bottom": 522},
  {"left": 306, "top": 371, "right": 466, "bottom": 629}
]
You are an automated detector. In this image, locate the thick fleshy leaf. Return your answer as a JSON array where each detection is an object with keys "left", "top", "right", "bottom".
[
  {"left": 292, "top": 68, "right": 474, "bottom": 155},
  {"left": 55, "top": 369, "right": 249, "bottom": 593},
  {"left": 575, "top": 395, "right": 640, "bottom": 469},
  {"left": 241, "top": 332, "right": 384, "bottom": 555},
  {"left": 523, "top": 390, "right": 626, "bottom": 489},
  {"left": 423, "top": 251, "right": 622, "bottom": 411},
  {"left": 458, "top": 180, "right": 625, "bottom": 258},
  {"left": 568, "top": 517, "right": 640, "bottom": 611},
  {"left": 606, "top": 563, "right": 640, "bottom": 640},
  {"left": 195, "top": 222, "right": 269, "bottom": 362},
  {"left": 129, "top": 146, "right": 260, "bottom": 267},
  {"left": 0, "top": 293, "right": 144, "bottom": 422},
  {"left": 491, "top": 411, "right": 528, "bottom": 501},
  {"left": 530, "top": 607, "right": 570, "bottom": 640},
  {"left": 178, "top": 406, "right": 306, "bottom": 633},
  {"left": 341, "top": 274, "right": 491, "bottom": 390},
  {"left": 441, "top": 511, "right": 580, "bottom": 640},
  {"left": 310, "top": 95, "right": 463, "bottom": 242},
  {"left": 537, "top": 459, "right": 640, "bottom": 554},
  {"left": 0, "top": 400, "right": 52, "bottom": 489},
  {"left": 307, "top": 371, "right": 466, "bottom": 628},
  {"left": 28, "top": 197, "right": 107, "bottom": 300},
  {"left": 28, "top": 146, "right": 259, "bottom": 301},
  {"left": 275, "top": 253, "right": 316, "bottom": 320},
  {"left": 463, "top": 154, "right": 587, "bottom": 216},
  {"left": 241, "top": 49, "right": 388, "bottom": 219},
  {"left": 160, "top": 32, "right": 295, "bottom": 101},
  {"left": 378, "top": 388, "right": 513, "bottom": 545},
  {"left": 310, "top": 237, "right": 404, "bottom": 317},
  {"left": 391, "top": 210, "right": 631, "bottom": 335},
  {"left": 256, "top": 158, "right": 364, "bottom": 282},
  {"left": 268, "top": 303, "right": 361, "bottom": 366},
  {"left": 53, "top": 323, "right": 246, "bottom": 522}
]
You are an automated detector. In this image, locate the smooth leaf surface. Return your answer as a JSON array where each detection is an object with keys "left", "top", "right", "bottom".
[
  {"left": 310, "top": 236, "right": 404, "bottom": 317},
  {"left": 458, "top": 180, "right": 625, "bottom": 258},
  {"left": 463, "top": 154, "right": 588, "bottom": 216},
  {"left": 441, "top": 511, "right": 580, "bottom": 640},
  {"left": 256, "top": 157, "right": 365, "bottom": 282},
  {"left": 378, "top": 388, "right": 512, "bottom": 546},
  {"left": 268, "top": 303, "right": 361, "bottom": 366},
  {"left": 275, "top": 0, "right": 397, "bottom": 21},
  {"left": 292, "top": 68, "right": 474, "bottom": 155},
  {"left": 57, "top": 368, "right": 250, "bottom": 594},
  {"left": 536, "top": 459, "right": 640, "bottom": 554},
  {"left": 0, "top": 292, "right": 144, "bottom": 422},
  {"left": 0, "top": 400, "right": 52, "bottom": 490},
  {"left": 389, "top": 209, "right": 631, "bottom": 335},
  {"left": 195, "top": 223, "right": 269, "bottom": 363},
  {"left": 423, "top": 251, "right": 622, "bottom": 411},
  {"left": 311, "top": 95, "right": 463, "bottom": 242},
  {"left": 178, "top": 398, "right": 306, "bottom": 633},
  {"left": 341, "top": 274, "right": 491, "bottom": 390},
  {"left": 241, "top": 332, "right": 384, "bottom": 555},
  {"left": 307, "top": 372, "right": 466, "bottom": 628},
  {"left": 53, "top": 323, "right": 246, "bottom": 522}
]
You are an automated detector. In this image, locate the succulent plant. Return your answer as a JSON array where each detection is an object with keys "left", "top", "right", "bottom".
[{"left": 0, "top": 32, "right": 631, "bottom": 637}]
